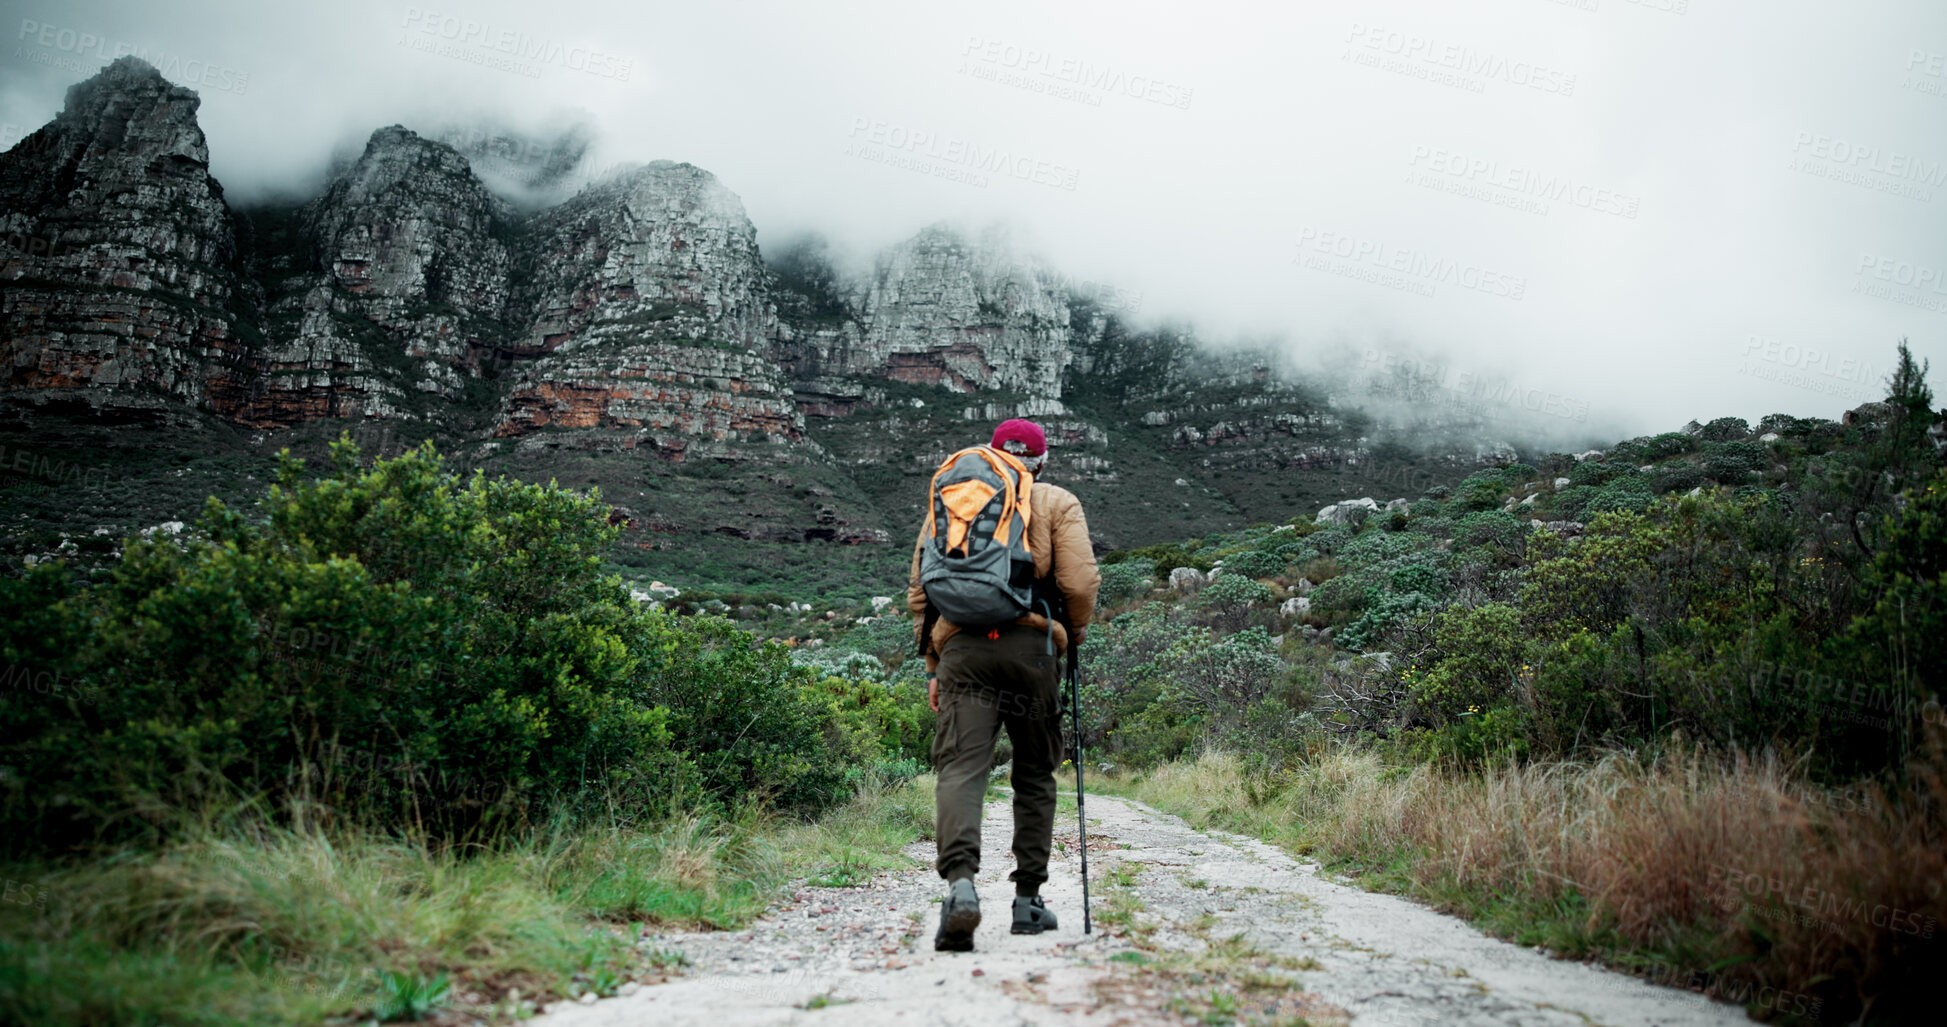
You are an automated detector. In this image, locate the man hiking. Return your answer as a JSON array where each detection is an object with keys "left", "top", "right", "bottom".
[{"left": 908, "top": 418, "right": 1101, "bottom": 952}]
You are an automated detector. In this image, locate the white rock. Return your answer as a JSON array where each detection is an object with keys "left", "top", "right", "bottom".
[
  {"left": 1573, "top": 450, "right": 1604, "bottom": 462},
  {"left": 1168, "top": 566, "right": 1206, "bottom": 594},
  {"left": 1639, "top": 464, "right": 1655, "bottom": 473},
  {"left": 1315, "top": 497, "right": 1381, "bottom": 526},
  {"left": 1687, "top": 486, "right": 1704, "bottom": 497},
  {"left": 1760, "top": 432, "right": 1780, "bottom": 443},
  {"left": 1281, "top": 596, "right": 1312, "bottom": 617},
  {"left": 1553, "top": 477, "right": 1570, "bottom": 488},
  {"left": 1520, "top": 494, "right": 1539, "bottom": 507},
  {"left": 1294, "top": 577, "right": 1315, "bottom": 595},
  {"left": 869, "top": 595, "right": 893, "bottom": 613}
]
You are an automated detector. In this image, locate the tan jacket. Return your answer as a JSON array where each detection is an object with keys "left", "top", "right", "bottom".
[{"left": 908, "top": 472, "right": 1101, "bottom": 672}]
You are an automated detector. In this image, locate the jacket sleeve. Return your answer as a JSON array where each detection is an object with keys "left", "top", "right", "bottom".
[
  {"left": 906, "top": 515, "right": 933, "bottom": 664},
  {"left": 1051, "top": 491, "right": 1101, "bottom": 631}
]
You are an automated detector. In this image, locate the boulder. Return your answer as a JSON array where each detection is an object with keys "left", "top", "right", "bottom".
[
  {"left": 1280, "top": 596, "right": 1312, "bottom": 617},
  {"left": 1315, "top": 497, "right": 1381, "bottom": 526},
  {"left": 1168, "top": 566, "right": 1206, "bottom": 593}
]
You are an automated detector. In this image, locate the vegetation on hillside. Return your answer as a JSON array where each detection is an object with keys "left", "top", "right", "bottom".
[
  {"left": 0, "top": 438, "right": 933, "bottom": 1024},
  {"left": 1061, "top": 342, "right": 1943, "bottom": 1024}
]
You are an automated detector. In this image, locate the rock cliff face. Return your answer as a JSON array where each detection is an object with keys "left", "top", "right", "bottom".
[
  {"left": 494, "top": 162, "right": 802, "bottom": 455},
  {"left": 0, "top": 59, "right": 1549, "bottom": 573},
  {"left": 222, "top": 125, "right": 520, "bottom": 427},
  {"left": 0, "top": 57, "right": 248, "bottom": 418}
]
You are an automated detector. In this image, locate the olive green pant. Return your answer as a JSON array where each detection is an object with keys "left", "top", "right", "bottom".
[{"left": 932, "top": 624, "right": 1065, "bottom": 889}]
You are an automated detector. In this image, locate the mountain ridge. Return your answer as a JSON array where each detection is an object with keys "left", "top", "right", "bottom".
[{"left": 2, "top": 58, "right": 1625, "bottom": 595}]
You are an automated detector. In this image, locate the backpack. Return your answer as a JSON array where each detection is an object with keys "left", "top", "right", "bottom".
[{"left": 918, "top": 446, "right": 1037, "bottom": 629}]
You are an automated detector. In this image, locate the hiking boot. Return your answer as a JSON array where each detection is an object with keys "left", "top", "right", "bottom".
[
  {"left": 1011, "top": 895, "right": 1059, "bottom": 934},
  {"left": 934, "top": 878, "right": 981, "bottom": 951}
]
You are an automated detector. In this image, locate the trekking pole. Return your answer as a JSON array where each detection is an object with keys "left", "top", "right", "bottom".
[{"left": 1068, "top": 642, "right": 1092, "bottom": 934}]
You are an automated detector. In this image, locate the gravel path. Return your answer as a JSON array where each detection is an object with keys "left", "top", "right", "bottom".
[{"left": 536, "top": 793, "right": 1755, "bottom": 1026}]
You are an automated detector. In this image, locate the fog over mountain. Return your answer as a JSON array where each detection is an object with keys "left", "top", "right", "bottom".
[{"left": 2, "top": 0, "right": 1943, "bottom": 438}]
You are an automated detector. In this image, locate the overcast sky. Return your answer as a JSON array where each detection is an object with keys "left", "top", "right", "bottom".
[{"left": 3, "top": 0, "right": 1943, "bottom": 439}]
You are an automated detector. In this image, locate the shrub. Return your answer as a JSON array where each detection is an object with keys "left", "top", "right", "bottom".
[
  {"left": 1336, "top": 590, "right": 1437, "bottom": 653},
  {"left": 1305, "top": 526, "right": 1355, "bottom": 555},
  {"left": 1624, "top": 432, "right": 1699, "bottom": 462},
  {"left": 1568, "top": 460, "right": 1629, "bottom": 487},
  {"left": 1405, "top": 602, "right": 1529, "bottom": 723},
  {"left": 1309, "top": 574, "right": 1372, "bottom": 615},
  {"left": 1221, "top": 549, "right": 1288, "bottom": 580},
  {"left": 1097, "top": 559, "right": 1157, "bottom": 606},
  {"left": 0, "top": 440, "right": 856, "bottom": 852},
  {"left": 1454, "top": 511, "right": 1527, "bottom": 552},
  {"left": 1584, "top": 474, "right": 1656, "bottom": 516},
  {"left": 1341, "top": 529, "right": 1424, "bottom": 565},
  {"left": 1703, "top": 441, "right": 1769, "bottom": 484},
  {"left": 1699, "top": 416, "right": 1751, "bottom": 441},
  {"left": 1197, "top": 574, "right": 1275, "bottom": 632},
  {"left": 1452, "top": 470, "right": 1507, "bottom": 512},
  {"left": 1651, "top": 464, "right": 1710, "bottom": 494}
]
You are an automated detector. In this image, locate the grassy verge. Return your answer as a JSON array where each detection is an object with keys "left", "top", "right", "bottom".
[
  {"left": 0, "top": 778, "right": 935, "bottom": 1026},
  {"left": 1090, "top": 750, "right": 1943, "bottom": 1025}
]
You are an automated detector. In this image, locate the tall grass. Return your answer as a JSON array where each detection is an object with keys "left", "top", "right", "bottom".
[
  {"left": 0, "top": 779, "right": 936, "bottom": 1026},
  {"left": 1096, "top": 748, "right": 1944, "bottom": 1024}
]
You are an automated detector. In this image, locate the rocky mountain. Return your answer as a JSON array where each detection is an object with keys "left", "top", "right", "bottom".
[{"left": 0, "top": 59, "right": 1569, "bottom": 596}]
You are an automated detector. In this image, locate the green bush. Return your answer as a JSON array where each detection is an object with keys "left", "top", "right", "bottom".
[
  {"left": 1651, "top": 464, "right": 1710, "bottom": 494},
  {"left": 1454, "top": 511, "right": 1527, "bottom": 552},
  {"left": 1335, "top": 590, "right": 1436, "bottom": 653},
  {"left": 1405, "top": 603, "right": 1529, "bottom": 724},
  {"left": 1702, "top": 440, "right": 1769, "bottom": 484},
  {"left": 1309, "top": 574, "right": 1372, "bottom": 615},
  {"left": 1584, "top": 474, "right": 1656, "bottom": 516},
  {"left": 0, "top": 440, "right": 859, "bottom": 852},
  {"left": 1097, "top": 559, "right": 1157, "bottom": 606},
  {"left": 1699, "top": 416, "right": 1751, "bottom": 441},
  {"left": 1452, "top": 470, "right": 1507, "bottom": 512},
  {"left": 1198, "top": 574, "right": 1275, "bottom": 632},
  {"left": 1221, "top": 549, "right": 1288, "bottom": 580}
]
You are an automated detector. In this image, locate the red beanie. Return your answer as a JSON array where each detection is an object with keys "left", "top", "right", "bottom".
[{"left": 991, "top": 419, "right": 1047, "bottom": 457}]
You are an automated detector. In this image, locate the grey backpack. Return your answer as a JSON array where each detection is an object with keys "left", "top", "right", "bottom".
[{"left": 918, "top": 447, "right": 1037, "bottom": 627}]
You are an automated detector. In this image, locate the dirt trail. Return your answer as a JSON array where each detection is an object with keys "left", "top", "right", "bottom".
[{"left": 538, "top": 793, "right": 1754, "bottom": 1026}]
